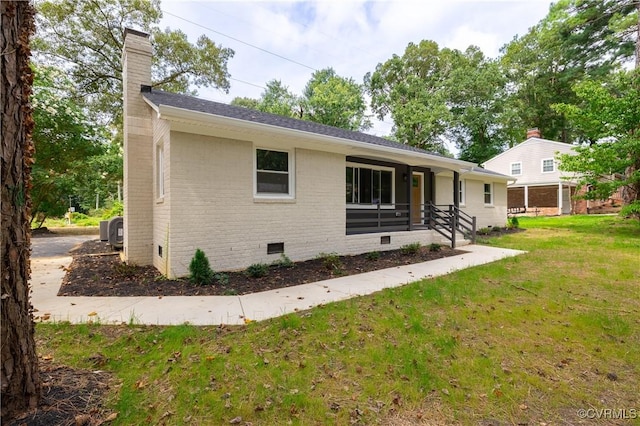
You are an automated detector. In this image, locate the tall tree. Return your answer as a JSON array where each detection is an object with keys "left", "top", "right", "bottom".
[
  {"left": 500, "top": 0, "right": 637, "bottom": 144},
  {"left": 33, "top": 0, "right": 235, "bottom": 125},
  {"left": 365, "top": 40, "right": 453, "bottom": 154},
  {"left": 555, "top": 70, "right": 640, "bottom": 218},
  {"left": 1, "top": 0, "right": 41, "bottom": 421},
  {"left": 30, "top": 66, "right": 107, "bottom": 225},
  {"left": 445, "top": 47, "right": 509, "bottom": 164},
  {"left": 303, "top": 68, "right": 371, "bottom": 131}
]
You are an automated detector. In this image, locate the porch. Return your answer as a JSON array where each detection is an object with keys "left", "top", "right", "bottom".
[{"left": 346, "top": 202, "right": 476, "bottom": 248}]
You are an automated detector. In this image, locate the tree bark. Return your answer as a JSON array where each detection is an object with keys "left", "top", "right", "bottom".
[{"left": 1, "top": 0, "right": 40, "bottom": 421}]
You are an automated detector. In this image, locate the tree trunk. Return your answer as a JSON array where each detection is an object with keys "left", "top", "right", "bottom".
[{"left": 1, "top": 1, "right": 40, "bottom": 421}]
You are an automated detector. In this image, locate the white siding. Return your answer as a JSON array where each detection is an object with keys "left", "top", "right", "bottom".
[{"left": 483, "top": 138, "right": 578, "bottom": 186}]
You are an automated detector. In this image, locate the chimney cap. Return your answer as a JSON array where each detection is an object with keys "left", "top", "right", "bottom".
[
  {"left": 526, "top": 127, "right": 541, "bottom": 139},
  {"left": 124, "top": 28, "right": 150, "bottom": 39}
]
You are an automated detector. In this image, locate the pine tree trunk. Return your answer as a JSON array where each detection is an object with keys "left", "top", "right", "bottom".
[{"left": 1, "top": 1, "right": 40, "bottom": 421}]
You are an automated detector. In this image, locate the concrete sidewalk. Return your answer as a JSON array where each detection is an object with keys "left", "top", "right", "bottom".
[{"left": 31, "top": 245, "right": 526, "bottom": 326}]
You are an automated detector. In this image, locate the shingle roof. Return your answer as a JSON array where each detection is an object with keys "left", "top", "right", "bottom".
[{"left": 142, "top": 87, "right": 450, "bottom": 159}]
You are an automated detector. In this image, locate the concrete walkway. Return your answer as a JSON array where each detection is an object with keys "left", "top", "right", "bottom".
[{"left": 31, "top": 244, "right": 526, "bottom": 326}]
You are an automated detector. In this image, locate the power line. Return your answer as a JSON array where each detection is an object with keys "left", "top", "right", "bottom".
[{"left": 162, "top": 9, "right": 317, "bottom": 72}]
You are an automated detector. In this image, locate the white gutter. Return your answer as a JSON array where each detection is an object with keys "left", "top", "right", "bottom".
[{"left": 153, "top": 102, "right": 478, "bottom": 172}]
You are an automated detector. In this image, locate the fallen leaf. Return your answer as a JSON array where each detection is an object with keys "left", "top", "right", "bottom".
[
  {"left": 104, "top": 412, "right": 118, "bottom": 422},
  {"left": 88, "top": 311, "right": 97, "bottom": 317},
  {"left": 229, "top": 416, "right": 242, "bottom": 424},
  {"left": 42, "top": 354, "right": 53, "bottom": 361},
  {"left": 75, "top": 414, "right": 91, "bottom": 425}
]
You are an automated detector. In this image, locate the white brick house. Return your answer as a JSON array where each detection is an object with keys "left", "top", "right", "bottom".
[{"left": 122, "top": 29, "right": 510, "bottom": 278}]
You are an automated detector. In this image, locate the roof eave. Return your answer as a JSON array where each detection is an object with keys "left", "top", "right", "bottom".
[{"left": 152, "top": 102, "right": 478, "bottom": 172}]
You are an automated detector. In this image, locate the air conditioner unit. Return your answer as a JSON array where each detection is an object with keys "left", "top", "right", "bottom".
[{"left": 108, "top": 216, "right": 124, "bottom": 249}]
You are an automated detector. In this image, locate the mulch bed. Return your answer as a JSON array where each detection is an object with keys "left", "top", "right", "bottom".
[
  {"left": 6, "top": 365, "right": 113, "bottom": 426},
  {"left": 59, "top": 239, "right": 468, "bottom": 297}
]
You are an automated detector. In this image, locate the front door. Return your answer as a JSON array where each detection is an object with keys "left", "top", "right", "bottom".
[{"left": 411, "top": 173, "right": 424, "bottom": 224}]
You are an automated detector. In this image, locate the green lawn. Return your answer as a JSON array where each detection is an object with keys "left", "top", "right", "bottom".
[{"left": 36, "top": 215, "right": 640, "bottom": 425}]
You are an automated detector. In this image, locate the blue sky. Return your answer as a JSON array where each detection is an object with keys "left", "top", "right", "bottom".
[{"left": 160, "top": 0, "right": 554, "bottom": 147}]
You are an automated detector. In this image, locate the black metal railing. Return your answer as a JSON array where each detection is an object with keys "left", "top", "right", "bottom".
[{"left": 346, "top": 202, "right": 476, "bottom": 248}]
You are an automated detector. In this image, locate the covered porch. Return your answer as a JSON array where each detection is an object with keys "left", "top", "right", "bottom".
[{"left": 345, "top": 156, "right": 476, "bottom": 247}]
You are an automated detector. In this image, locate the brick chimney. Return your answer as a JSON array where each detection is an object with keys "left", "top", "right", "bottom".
[
  {"left": 526, "top": 128, "right": 541, "bottom": 139},
  {"left": 122, "top": 28, "right": 153, "bottom": 265}
]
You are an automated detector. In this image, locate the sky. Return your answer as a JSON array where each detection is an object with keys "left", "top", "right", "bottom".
[{"left": 160, "top": 0, "right": 555, "bottom": 149}]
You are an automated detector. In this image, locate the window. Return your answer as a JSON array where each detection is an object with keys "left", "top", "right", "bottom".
[
  {"left": 510, "top": 162, "right": 522, "bottom": 175},
  {"left": 156, "top": 145, "right": 164, "bottom": 198},
  {"left": 346, "top": 164, "right": 393, "bottom": 205},
  {"left": 255, "top": 148, "right": 293, "bottom": 196},
  {"left": 483, "top": 183, "right": 493, "bottom": 205},
  {"left": 458, "top": 179, "right": 466, "bottom": 205},
  {"left": 542, "top": 158, "right": 555, "bottom": 173}
]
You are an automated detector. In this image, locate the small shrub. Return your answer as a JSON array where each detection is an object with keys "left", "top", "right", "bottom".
[
  {"left": 428, "top": 243, "right": 442, "bottom": 252},
  {"left": 365, "top": 251, "right": 381, "bottom": 261},
  {"left": 507, "top": 216, "right": 520, "bottom": 229},
  {"left": 113, "top": 262, "right": 138, "bottom": 278},
  {"left": 189, "top": 249, "right": 214, "bottom": 285},
  {"left": 245, "top": 263, "right": 269, "bottom": 278},
  {"left": 214, "top": 272, "right": 229, "bottom": 286},
  {"left": 317, "top": 252, "right": 343, "bottom": 272},
  {"left": 477, "top": 227, "right": 491, "bottom": 235},
  {"left": 400, "top": 242, "right": 421, "bottom": 255},
  {"left": 272, "top": 253, "right": 294, "bottom": 268}
]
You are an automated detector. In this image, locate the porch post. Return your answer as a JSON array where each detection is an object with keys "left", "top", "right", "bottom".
[
  {"left": 524, "top": 185, "right": 529, "bottom": 209},
  {"left": 453, "top": 171, "right": 460, "bottom": 208},
  {"left": 558, "top": 182, "right": 563, "bottom": 215},
  {"left": 407, "top": 166, "right": 413, "bottom": 231}
]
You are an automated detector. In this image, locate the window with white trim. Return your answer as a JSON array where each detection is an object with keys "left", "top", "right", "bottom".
[
  {"left": 483, "top": 183, "right": 493, "bottom": 205},
  {"left": 346, "top": 164, "right": 394, "bottom": 205},
  {"left": 156, "top": 145, "right": 164, "bottom": 198},
  {"left": 459, "top": 179, "right": 466, "bottom": 205},
  {"left": 510, "top": 162, "right": 522, "bottom": 176},
  {"left": 255, "top": 148, "right": 294, "bottom": 196},
  {"left": 542, "top": 158, "right": 555, "bottom": 173}
]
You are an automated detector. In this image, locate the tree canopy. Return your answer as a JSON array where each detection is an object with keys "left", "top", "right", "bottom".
[
  {"left": 231, "top": 68, "right": 371, "bottom": 132},
  {"left": 34, "top": 0, "right": 235, "bottom": 125},
  {"left": 555, "top": 70, "right": 640, "bottom": 218}
]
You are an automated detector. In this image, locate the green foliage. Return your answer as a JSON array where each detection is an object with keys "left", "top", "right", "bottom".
[
  {"left": 231, "top": 68, "right": 371, "bottom": 132},
  {"left": 621, "top": 201, "right": 640, "bottom": 219},
  {"left": 365, "top": 251, "right": 380, "bottom": 261},
  {"left": 477, "top": 227, "right": 492, "bottom": 235},
  {"left": 214, "top": 272, "right": 229, "bottom": 286},
  {"left": 507, "top": 216, "right": 520, "bottom": 229},
  {"left": 101, "top": 201, "right": 123, "bottom": 219},
  {"left": 399, "top": 242, "right": 421, "bottom": 255},
  {"left": 189, "top": 249, "right": 214, "bottom": 285},
  {"left": 316, "top": 252, "right": 343, "bottom": 272},
  {"left": 34, "top": 0, "right": 234, "bottom": 125},
  {"left": 428, "top": 243, "right": 442, "bottom": 252},
  {"left": 303, "top": 68, "right": 371, "bottom": 131},
  {"left": 30, "top": 66, "right": 107, "bottom": 226},
  {"left": 245, "top": 263, "right": 269, "bottom": 278},
  {"left": 271, "top": 254, "right": 294, "bottom": 269},
  {"left": 554, "top": 70, "right": 640, "bottom": 215},
  {"left": 113, "top": 262, "right": 139, "bottom": 278}
]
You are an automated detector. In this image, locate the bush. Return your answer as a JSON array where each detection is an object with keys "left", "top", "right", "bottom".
[
  {"left": 189, "top": 249, "right": 214, "bottom": 285},
  {"left": 317, "top": 252, "right": 343, "bottom": 272},
  {"left": 400, "top": 242, "right": 421, "bottom": 255},
  {"left": 272, "top": 254, "right": 294, "bottom": 268},
  {"left": 477, "top": 227, "right": 491, "bottom": 235},
  {"left": 428, "top": 243, "right": 442, "bottom": 252},
  {"left": 245, "top": 263, "right": 269, "bottom": 278},
  {"left": 101, "top": 201, "right": 123, "bottom": 219},
  {"left": 214, "top": 272, "right": 229, "bottom": 285},
  {"left": 507, "top": 216, "right": 520, "bottom": 229},
  {"left": 365, "top": 251, "right": 380, "bottom": 261}
]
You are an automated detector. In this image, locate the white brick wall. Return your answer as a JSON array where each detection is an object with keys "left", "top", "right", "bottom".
[
  {"left": 152, "top": 115, "right": 171, "bottom": 275},
  {"left": 122, "top": 31, "right": 154, "bottom": 265},
  {"left": 436, "top": 174, "right": 507, "bottom": 229}
]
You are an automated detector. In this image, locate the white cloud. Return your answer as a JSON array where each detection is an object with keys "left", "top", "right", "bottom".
[{"left": 160, "top": 0, "right": 554, "bottom": 149}]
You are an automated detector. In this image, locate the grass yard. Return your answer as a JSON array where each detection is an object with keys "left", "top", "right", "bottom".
[{"left": 35, "top": 215, "right": 640, "bottom": 425}]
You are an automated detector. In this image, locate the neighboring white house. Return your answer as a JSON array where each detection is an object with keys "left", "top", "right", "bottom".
[
  {"left": 483, "top": 130, "right": 580, "bottom": 216},
  {"left": 122, "top": 29, "right": 511, "bottom": 278}
]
